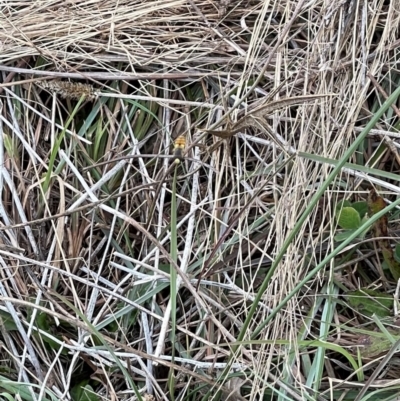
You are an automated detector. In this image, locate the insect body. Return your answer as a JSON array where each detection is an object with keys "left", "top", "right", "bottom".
[{"left": 173, "top": 135, "right": 186, "bottom": 164}]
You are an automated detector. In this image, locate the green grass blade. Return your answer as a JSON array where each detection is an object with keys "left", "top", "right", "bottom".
[
  {"left": 42, "top": 95, "right": 86, "bottom": 194},
  {"left": 298, "top": 151, "right": 400, "bottom": 183}
]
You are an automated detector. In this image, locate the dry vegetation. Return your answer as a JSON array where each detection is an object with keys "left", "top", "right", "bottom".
[{"left": 1, "top": 0, "right": 400, "bottom": 400}]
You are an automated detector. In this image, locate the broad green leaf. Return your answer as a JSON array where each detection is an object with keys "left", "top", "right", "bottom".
[
  {"left": 335, "top": 199, "right": 352, "bottom": 213},
  {"left": 347, "top": 289, "right": 392, "bottom": 318},
  {"left": 337, "top": 207, "right": 361, "bottom": 230}
]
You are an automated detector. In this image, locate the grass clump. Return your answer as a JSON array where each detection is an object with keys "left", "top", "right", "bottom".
[{"left": 1, "top": 1, "right": 400, "bottom": 401}]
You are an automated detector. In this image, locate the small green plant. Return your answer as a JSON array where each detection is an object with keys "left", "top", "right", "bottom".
[
  {"left": 335, "top": 191, "right": 400, "bottom": 281},
  {"left": 70, "top": 380, "right": 99, "bottom": 401},
  {"left": 335, "top": 199, "right": 369, "bottom": 241}
]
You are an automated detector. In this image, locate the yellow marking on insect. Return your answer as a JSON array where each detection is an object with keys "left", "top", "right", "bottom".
[{"left": 173, "top": 135, "right": 186, "bottom": 164}]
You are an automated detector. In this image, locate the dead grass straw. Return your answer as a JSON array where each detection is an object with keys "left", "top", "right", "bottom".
[{"left": 1, "top": 1, "right": 400, "bottom": 400}]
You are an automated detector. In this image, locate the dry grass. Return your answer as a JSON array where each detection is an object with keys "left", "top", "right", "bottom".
[{"left": 1, "top": 1, "right": 400, "bottom": 400}]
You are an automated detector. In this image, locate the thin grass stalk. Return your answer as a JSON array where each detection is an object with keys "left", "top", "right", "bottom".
[
  {"left": 168, "top": 166, "right": 179, "bottom": 400},
  {"left": 298, "top": 152, "right": 400, "bottom": 183},
  {"left": 371, "top": 315, "right": 396, "bottom": 344}
]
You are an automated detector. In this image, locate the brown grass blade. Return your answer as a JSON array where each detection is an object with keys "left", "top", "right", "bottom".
[{"left": 204, "top": 94, "right": 330, "bottom": 138}]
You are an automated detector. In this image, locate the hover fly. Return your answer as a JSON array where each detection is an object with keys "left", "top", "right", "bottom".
[{"left": 173, "top": 135, "right": 186, "bottom": 164}]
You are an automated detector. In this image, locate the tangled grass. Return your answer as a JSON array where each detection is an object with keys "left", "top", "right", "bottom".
[{"left": 1, "top": 1, "right": 400, "bottom": 400}]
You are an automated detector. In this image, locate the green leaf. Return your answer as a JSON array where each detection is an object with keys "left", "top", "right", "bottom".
[
  {"left": 0, "top": 392, "right": 16, "bottom": 401},
  {"left": 71, "top": 381, "right": 99, "bottom": 401},
  {"left": 352, "top": 201, "right": 368, "bottom": 219},
  {"left": 356, "top": 333, "right": 395, "bottom": 359},
  {"left": 335, "top": 199, "right": 352, "bottom": 213},
  {"left": 337, "top": 207, "right": 361, "bottom": 229},
  {"left": 0, "top": 310, "right": 17, "bottom": 331},
  {"left": 79, "top": 385, "right": 98, "bottom": 401},
  {"left": 3, "top": 133, "right": 18, "bottom": 159},
  {"left": 0, "top": 375, "right": 54, "bottom": 401},
  {"left": 347, "top": 289, "right": 392, "bottom": 318}
]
